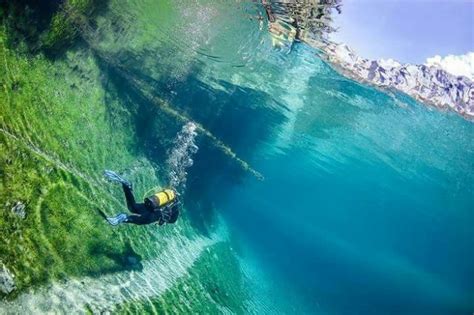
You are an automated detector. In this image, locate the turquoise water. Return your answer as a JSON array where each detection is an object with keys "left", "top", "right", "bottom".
[
  {"left": 124, "top": 3, "right": 474, "bottom": 311},
  {"left": 174, "top": 40, "right": 474, "bottom": 314}
]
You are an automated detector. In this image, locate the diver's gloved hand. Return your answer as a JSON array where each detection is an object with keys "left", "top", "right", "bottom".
[
  {"left": 106, "top": 213, "right": 128, "bottom": 226},
  {"left": 104, "top": 170, "right": 132, "bottom": 189}
]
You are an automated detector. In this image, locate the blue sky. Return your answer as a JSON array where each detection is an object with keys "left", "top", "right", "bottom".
[{"left": 330, "top": 0, "right": 474, "bottom": 64}]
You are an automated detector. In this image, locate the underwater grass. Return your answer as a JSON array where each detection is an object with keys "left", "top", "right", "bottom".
[
  {"left": 114, "top": 242, "right": 247, "bottom": 314},
  {"left": 0, "top": 1, "right": 250, "bottom": 310},
  {"left": 0, "top": 18, "right": 248, "bottom": 311},
  {"left": 0, "top": 26, "right": 170, "bottom": 297}
]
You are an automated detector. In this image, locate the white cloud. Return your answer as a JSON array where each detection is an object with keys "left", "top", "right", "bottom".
[
  {"left": 379, "top": 58, "right": 402, "bottom": 69},
  {"left": 425, "top": 52, "right": 474, "bottom": 80}
]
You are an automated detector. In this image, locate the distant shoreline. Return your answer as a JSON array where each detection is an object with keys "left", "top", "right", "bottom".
[
  {"left": 315, "top": 40, "right": 474, "bottom": 120},
  {"left": 261, "top": 0, "right": 474, "bottom": 120}
]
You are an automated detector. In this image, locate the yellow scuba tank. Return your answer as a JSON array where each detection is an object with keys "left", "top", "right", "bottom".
[{"left": 145, "top": 189, "right": 177, "bottom": 210}]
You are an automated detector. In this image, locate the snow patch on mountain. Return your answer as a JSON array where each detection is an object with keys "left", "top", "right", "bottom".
[
  {"left": 426, "top": 53, "right": 474, "bottom": 80},
  {"left": 320, "top": 42, "right": 474, "bottom": 118}
]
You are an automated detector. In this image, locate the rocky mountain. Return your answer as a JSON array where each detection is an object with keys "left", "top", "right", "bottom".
[
  {"left": 262, "top": 1, "right": 473, "bottom": 119},
  {"left": 319, "top": 42, "right": 474, "bottom": 119}
]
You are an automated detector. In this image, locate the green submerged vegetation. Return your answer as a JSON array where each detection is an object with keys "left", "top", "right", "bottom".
[
  {"left": 1, "top": 22, "right": 137, "bottom": 294},
  {"left": 0, "top": 0, "right": 247, "bottom": 312},
  {"left": 42, "top": 0, "right": 96, "bottom": 51},
  {"left": 115, "top": 243, "right": 247, "bottom": 314}
]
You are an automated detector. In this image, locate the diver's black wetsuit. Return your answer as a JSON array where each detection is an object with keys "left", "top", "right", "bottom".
[{"left": 122, "top": 184, "right": 179, "bottom": 225}]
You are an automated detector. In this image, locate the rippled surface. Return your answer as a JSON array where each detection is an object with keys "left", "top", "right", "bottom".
[{"left": 1, "top": 0, "right": 473, "bottom": 314}]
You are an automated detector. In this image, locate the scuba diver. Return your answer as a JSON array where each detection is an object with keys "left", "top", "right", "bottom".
[{"left": 102, "top": 170, "right": 180, "bottom": 226}]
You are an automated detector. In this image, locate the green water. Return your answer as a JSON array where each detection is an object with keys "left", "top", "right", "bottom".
[{"left": 1, "top": 1, "right": 249, "bottom": 313}]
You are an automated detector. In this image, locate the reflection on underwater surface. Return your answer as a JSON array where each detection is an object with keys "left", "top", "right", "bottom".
[{"left": 0, "top": 0, "right": 473, "bottom": 314}]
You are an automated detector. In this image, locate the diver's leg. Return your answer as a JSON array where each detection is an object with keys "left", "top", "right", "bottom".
[
  {"left": 122, "top": 183, "right": 146, "bottom": 214},
  {"left": 107, "top": 212, "right": 159, "bottom": 226},
  {"left": 123, "top": 213, "right": 154, "bottom": 225},
  {"left": 133, "top": 204, "right": 151, "bottom": 215}
]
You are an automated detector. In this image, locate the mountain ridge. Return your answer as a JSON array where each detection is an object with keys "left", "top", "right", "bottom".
[{"left": 315, "top": 42, "right": 474, "bottom": 119}]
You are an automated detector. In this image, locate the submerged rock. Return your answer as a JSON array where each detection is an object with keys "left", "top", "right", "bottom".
[
  {"left": 0, "top": 263, "right": 16, "bottom": 294},
  {"left": 126, "top": 256, "right": 138, "bottom": 266},
  {"left": 11, "top": 201, "right": 26, "bottom": 219}
]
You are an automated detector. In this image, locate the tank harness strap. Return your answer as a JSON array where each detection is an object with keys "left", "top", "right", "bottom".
[{"left": 160, "top": 204, "right": 172, "bottom": 223}]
